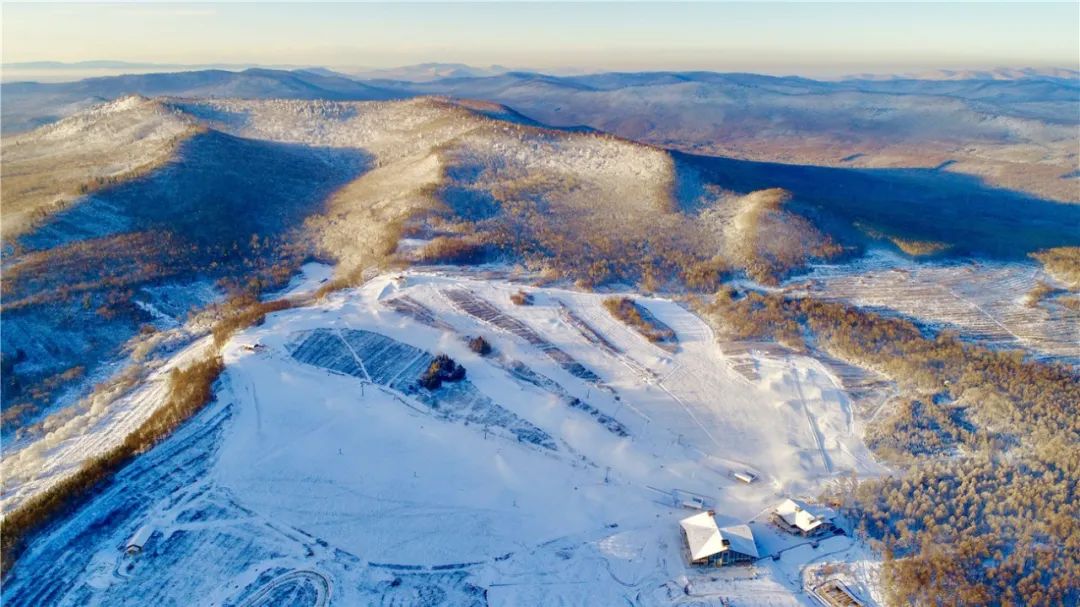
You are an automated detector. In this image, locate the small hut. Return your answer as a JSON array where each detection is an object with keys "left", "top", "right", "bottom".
[
  {"left": 124, "top": 525, "right": 154, "bottom": 556},
  {"left": 733, "top": 471, "right": 757, "bottom": 484}
]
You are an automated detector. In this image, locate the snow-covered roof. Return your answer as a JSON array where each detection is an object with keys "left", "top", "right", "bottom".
[
  {"left": 776, "top": 498, "right": 832, "bottom": 532},
  {"left": 126, "top": 525, "right": 154, "bottom": 549},
  {"left": 718, "top": 524, "right": 759, "bottom": 559},
  {"left": 733, "top": 471, "right": 757, "bottom": 483},
  {"left": 680, "top": 511, "right": 726, "bottom": 560},
  {"left": 679, "top": 512, "right": 759, "bottom": 560}
]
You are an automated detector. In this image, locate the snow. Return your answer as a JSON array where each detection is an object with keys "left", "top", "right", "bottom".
[
  {"left": 720, "top": 524, "right": 760, "bottom": 559},
  {"left": 793, "top": 249, "right": 1079, "bottom": 362},
  {"left": 0, "top": 335, "right": 215, "bottom": 514},
  {"left": 125, "top": 525, "right": 154, "bottom": 551},
  {"left": 1, "top": 95, "right": 196, "bottom": 239},
  {"left": 4, "top": 267, "right": 885, "bottom": 605},
  {"left": 263, "top": 261, "right": 334, "bottom": 300},
  {"left": 209, "top": 267, "right": 883, "bottom": 602}
]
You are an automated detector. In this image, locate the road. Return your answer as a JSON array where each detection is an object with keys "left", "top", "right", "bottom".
[{"left": 235, "top": 569, "right": 331, "bottom": 607}]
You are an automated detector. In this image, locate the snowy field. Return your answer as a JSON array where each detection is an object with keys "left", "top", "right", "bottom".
[
  {"left": 4, "top": 267, "right": 884, "bottom": 606},
  {"left": 793, "top": 249, "right": 1079, "bottom": 362}
]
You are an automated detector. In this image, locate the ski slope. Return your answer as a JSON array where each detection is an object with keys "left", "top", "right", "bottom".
[
  {"left": 795, "top": 249, "right": 1080, "bottom": 361},
  {"left": 3, "top": 267, "right": 883, "bottom": 606}
]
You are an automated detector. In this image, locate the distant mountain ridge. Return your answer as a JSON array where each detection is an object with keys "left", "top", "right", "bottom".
[
  {"left": 4, "top": 60, "right": 271, "bottom": 70},
  {"left": 379, "top": 70, "right": 1080, "bottom": 202},
  {"left": 347, "top": 62, "right": 515, "bottom": 82},
  {"left": 841, "top": 66, "right": 1080, "bottom": 81},
  {"left": 0, "top": 68, "right": 404, "bottom": 133},
  {"left": 3, "top": 66, "right": 1078, "bottom": 201},
  {"left": 7, "top": 66, "right": 1078, "bottom": 134}
]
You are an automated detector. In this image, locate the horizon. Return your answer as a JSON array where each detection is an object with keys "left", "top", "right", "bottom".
[
  {"left": 3, "top": 2, "right": 1078, "bottom": 79},
  {"left": 2, "top": 60, "right": 1078, "bottom": 85}
]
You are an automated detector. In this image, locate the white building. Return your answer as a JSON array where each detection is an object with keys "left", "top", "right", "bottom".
[
  {"left": 774, "top": 498, "right": 835, "bottom": 536},
  {"left": 679, "top": 511, "right": 760, "bottom": 566}
]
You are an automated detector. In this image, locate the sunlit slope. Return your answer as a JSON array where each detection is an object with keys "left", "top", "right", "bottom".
[
  {"left": 1, "top": 101, "right": 367, "bottom": 428},
  {"left": 17, "top": 129, "right": 367, "bottom": 251},
  {"left": 175, "top": 97, "right": 841, "bottom": 286},
  {"left": 2, "top": 268, "right": 882, "bottom": 605},
  {"left": 0, "top": 96, "right": 198, "bottom": 242},
  {"left": 7, "top": 68, "right": 1077, "bottom": 201},
  {"left": 6, "top": 93, "right": 1069, "bottom": 440},
  {"left": 0, "top": 68, "right": 402, "bottom": 134},
  {"left": 396, "top": 71, "right": 1080, "bottom": 202}
]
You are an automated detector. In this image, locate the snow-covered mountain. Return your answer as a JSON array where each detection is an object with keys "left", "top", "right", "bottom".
[
  {"left": 1, "top": 81, "right": 1078, "bottom": 606},
  {"left": 1, "top": 266, "right": 887, "bottom": 605},
  {"left": 4, "top": 93, "right": 1076, "bottom": 429},
  {"left": 383, "top": 71, "right": 1080, "bottom": 202},
  {"left": 3, "top": 92, "right": 1075, "bottom": 484},
  {"left": 7, "top": 67, "right": 1076, "bottom": 202},
  {"left": 0, "top": 68, "right": 403, "bottom": 134},
  {"left": 1, "top": 97, "right": 367, "bottom": 431},
  {"left": 1, "top": 96, "right": 197, "bottom": 241}
]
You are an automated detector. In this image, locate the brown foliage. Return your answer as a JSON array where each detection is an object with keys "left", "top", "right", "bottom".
[
  {"left": 418, "top": 354, "right": 466, "bottom": 389},
  {"left": 510, "top": 290, "right": 534, "bottom": 306},
  {"left": 0, "top": 232, "right": 191, "bottom": 312},
  {"left": 680, "top": 256, "right": 733, "bottom": 291},
  {"left": 1030, "top": 247, "right": 1080, "bottom": 290},
  {"left": 415, "top": 236, "right": 487, "bottom": 265},
  {"left": 603, "top": 297, "right": 676, "bottom": 344},
  {"left": 707, "top": 289, "right": 1080, "bottom": 605},
  {"left": 1, "top": 366, "right": 86, "bottom": 432},
  {"left": 468, "top": 336, "right": 492, "bottom": 356},
  {"left": 1025, "top": 280, "right": 1066, "bottom": 308},
  {"left": 210, "top": 296, "right": 293, "bottom": 348}
]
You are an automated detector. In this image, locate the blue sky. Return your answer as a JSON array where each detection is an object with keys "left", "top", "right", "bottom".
[{"left": 3, "top": 2, "right": 1078, "bottom": 75}]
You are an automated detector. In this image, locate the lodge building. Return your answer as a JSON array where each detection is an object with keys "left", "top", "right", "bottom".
[{"left": 679, "top": 511, "right": 760, "bottom": 566}]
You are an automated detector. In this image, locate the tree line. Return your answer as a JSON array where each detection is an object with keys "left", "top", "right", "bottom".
[{"left": 707, "top": 288, "right": 1079, "bottom": 606}]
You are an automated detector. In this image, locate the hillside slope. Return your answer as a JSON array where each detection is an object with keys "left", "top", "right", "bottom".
[
  {"left": 2, "top": 268, "right": 884, "bottom": 605},
  {"left": 388, "top": 71, "right": 1080, "bottom": 202},
  {"left": 2, "top": 91, "right": 1077, "bottom": 605},
  {"left": 0, "top": 94, "right": 849, "bottom": 485},
  {"left": 4, "top": 95, "right": 1076, "bottom": 436},
  {"left": 0, "top": 96, "right": 198, "bottom": 241},
  {"left": 677, "top": 152, "right": 1080, "bottom": 260},
  {"left": 1, "top": 105, "right": 368, "bottom": 431},
  {"left": 7, "top": 68, "right": 1076, "bottom": 201},
  {"left": 0, "top": 68, "right": 402, "bottom": 134},
  {"left": 174, "top": 97, "right": 849, "bottom": 289}
]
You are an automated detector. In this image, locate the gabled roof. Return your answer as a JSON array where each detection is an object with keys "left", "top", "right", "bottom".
[
  {"left": 680, "top": 512, "right": 760, "bottom": 560},
  {"left": 776, "top": 498, "right": 832, "bottom": 532}
]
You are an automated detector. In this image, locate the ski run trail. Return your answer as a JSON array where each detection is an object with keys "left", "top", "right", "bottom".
[{"left": 3, "top": 265, "right": 886, "bottom": 606}]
